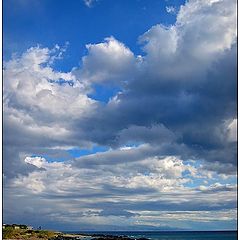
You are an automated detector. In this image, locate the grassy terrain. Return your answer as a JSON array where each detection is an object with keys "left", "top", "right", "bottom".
[{"left": 3, "top": 228, "right": 58, "bottom": 239}]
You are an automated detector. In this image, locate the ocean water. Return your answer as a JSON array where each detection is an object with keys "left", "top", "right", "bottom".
[{"left": 75, "top": 231, "right": 237, "bottom": 240}]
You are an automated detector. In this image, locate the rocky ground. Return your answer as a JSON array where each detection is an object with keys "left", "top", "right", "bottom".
[
  {"left": 51, "top": 234, "right": 149, "bottom": 240},
  {"left": 3, "top": 228, "right": 150, "bottom": 240}
]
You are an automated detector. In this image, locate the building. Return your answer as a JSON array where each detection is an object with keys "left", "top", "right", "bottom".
[
  {"left": 2, "top": 224, "right": 32, "bottom": 230},
  {"left": 13, "top": 225, "right": 20, "bottom": 229}
]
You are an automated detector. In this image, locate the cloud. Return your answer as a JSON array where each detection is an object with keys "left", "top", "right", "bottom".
[
  {"left": 140, "top": 0, "right": 236, "bottom": 78},
  {"left": 198, "top": 183, "right": 237, "bottom": 193},
  {"left": 5, "top": 154, "right": 236, "bottom": 229},
  {"left": 3, "top": 0, "right": 237, "bottom": 230},
  {"left": 4, "top": 1, "right": 236, "bottom": 175},
  {"left": 4, "top": 46, "right": 95, "bottom": 119},
  {"left": 227, "top": 118, "right": 237, "bottom": 142},
  {"left": 83, "top": 0, "right": 97, "bottom": 8},
  {"left": 99, "top": 209, "right": 139, "bottom": 218},
  {"left": 76, "top": 0, "right": 237, "bottom": 167},
  {"left": 75, "top": 37, "right": 136, "bottom": 86},
  {"left": 3, "top": 46, "right": 97, "bottom": 178},
  {"left": 166, "top": 6, "right": 177, "bottom": 14},
  {"left": 136, "top": 209, "right": 237, "bottom": 228}
]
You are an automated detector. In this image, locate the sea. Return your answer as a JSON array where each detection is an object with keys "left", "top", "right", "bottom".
[{"left": 67, "top": 231, "right": 237, "bottom": 240}]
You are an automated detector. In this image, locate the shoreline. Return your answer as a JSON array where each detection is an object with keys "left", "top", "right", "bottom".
[
  {"left": 3, "top": 228, "right": 238, "bottom": 240},
  {"left": 51, "top": 233, "right": 150, "bottom": 240}
]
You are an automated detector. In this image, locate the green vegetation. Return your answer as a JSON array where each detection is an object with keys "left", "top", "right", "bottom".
[
  {"left": 3, "top": 227, "right": 21, "bottom": 239},
  {"left": 3, "top": 227, "right": 57, "bottom": 239}
]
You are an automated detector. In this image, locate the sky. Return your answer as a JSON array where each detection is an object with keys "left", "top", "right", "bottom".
[{"left": 3, "top": 0, "right": 237, "bottom": 231}]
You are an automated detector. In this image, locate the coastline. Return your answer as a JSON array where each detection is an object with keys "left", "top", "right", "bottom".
[
  {"left": 3, "top": 229, "right": 150, "bottom": 240},
  {"left": 3, "top": 229, "right": 237, "bottom": 240}
]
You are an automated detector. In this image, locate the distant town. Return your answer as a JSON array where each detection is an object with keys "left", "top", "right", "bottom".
[{"left": 3, "top": 223, "right": 33, "bottom": 230}]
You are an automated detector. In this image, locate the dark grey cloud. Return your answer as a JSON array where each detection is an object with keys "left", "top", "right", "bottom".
[
  {"left": 74, "top": 44, "right": 236, "bottom": 166},
  {"left": 89, "top": 199, "right": 237, "bottom": 212},
  {"left": 99, "top": 209, "right": 139, "bottom": 218}
]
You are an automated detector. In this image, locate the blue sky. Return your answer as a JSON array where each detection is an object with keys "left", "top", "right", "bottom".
[
  {"left": 3, "top": 0, "right": 237, "bottom": 231},
  {"left": 4, "top": 0, "right": 184, "bottom": 70}
]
